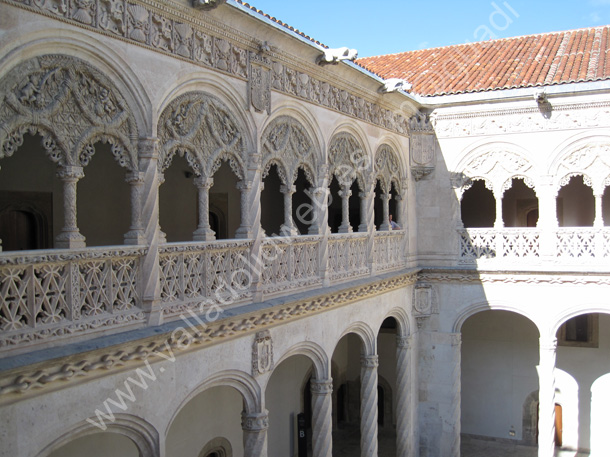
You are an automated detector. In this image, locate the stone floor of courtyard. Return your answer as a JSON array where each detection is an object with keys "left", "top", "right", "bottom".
[{"left": 328, "top": 427, "right": 590, "bottom": 456}]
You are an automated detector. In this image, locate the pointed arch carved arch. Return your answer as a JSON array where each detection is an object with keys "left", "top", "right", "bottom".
[
  {"left": 328, "top": 131, "right": 371, "bottom": 190},
  {"left": 0, "top": 54, "right": 139, "bottom": 171},
  {"left": 157, "top": 91, "right": 246, "bottom": 180},
  {"left": 36, "top": 414, "right": 159, "bottom": 457},
  {"left": 261, "top": 115, "right": 318, "bottom": 187},
  {"left": 374, "top": 143, "right": 404, "bottom": 194}
]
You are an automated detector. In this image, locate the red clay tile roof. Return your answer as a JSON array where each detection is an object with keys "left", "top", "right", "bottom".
[
  {"left": 235, "top": 1, "right": 327, "bottom": 48},
  {"left": 356, "top": 26, "right": 610, "bottom": 97}
]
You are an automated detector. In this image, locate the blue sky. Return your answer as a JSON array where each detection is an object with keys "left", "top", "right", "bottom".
[{"left": 245, "top": 0, "right": 610, "bottom": 57}]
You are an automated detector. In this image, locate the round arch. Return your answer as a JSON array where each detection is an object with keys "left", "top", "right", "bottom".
[
  {"left": 452, "top": 300, "right": 541, "bottom": 334},
  {"left": 379, "top": 306, "right": 411, "bottom": 337},
  {"left": 165, "top": 369, "right": 262, "bottom": 436},
  {"left": 274, "top": 340, "right": 330, "bottom": 380},
  {"left": 36, "top": 414, "right": 159, "bottom": 457},
  {"left": 337, "top": 321, "right": 377, "bottom": 356},
  {"left": 550, "top": 306, "right": 610, "bottom": 338}
]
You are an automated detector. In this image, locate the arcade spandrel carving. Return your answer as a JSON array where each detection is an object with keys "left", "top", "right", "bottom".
[{"left": 0, "top": 55, "right": 137, "bottom": 172}]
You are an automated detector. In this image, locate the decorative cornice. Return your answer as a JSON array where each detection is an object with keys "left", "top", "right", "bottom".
[
  {"left": 418, "top": 269, "right": 610, "bottom": 286},
  {"left": 432, "top": 100, "right": 610, "bottom": 138},
  {"left": 2, "top": 0, "right": 409, "bottom": 136},
  {"left": 0, "top": 269, "right": 417, "bottom": 401}
]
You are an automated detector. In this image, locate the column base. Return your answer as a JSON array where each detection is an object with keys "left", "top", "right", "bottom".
[
  {"left": 124, "top": 230, "right": 146, "bottom": 245},
  {"left": 193, "top": 228, "right": 216, "bottom": 242},
  {"left": 338, "top": 224, "right": 353, "bottom": 234},
  {"left": 55, "top": 231, "right": 86, "bottom": 249},
  {"left": 279, "top": 224, "right": 298, "bottom": 237},
  {"left": 379, "top": 223, "right": 390, "bottom": 231},
  {"left": 235, "top": 226, "right": 253, "bottom": 239}
]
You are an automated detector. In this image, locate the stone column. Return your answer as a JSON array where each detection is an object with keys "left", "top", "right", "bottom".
[
  {"left": 396, "top": 335, "right": 412, "bottom": 457},
  {"left": 358, "top": 189, "right": 372, "bottom": 232},
  {"left": 494, "top": 190, "right": 504, "bottom": 228},
  {"left": 394, "top": 194, "right": 404, "bottom": 228},
  {"left": 193, "top": 176, "right": 215, "bottom": 241},
  {"left": 55, "top": 165, "right": 86, "bottom": 249},
  {"left": 594, "top": 192, "right": 604, "bottom": 228},
  {"left": 280, "top": 184, "right": 297, "bottom": 236},
  {"left": 536, "top": 177, "right": 558, "bottom": 260},
  {"left": 449, "top": 333, "right": 461, "bottom": 457},
  {"left": 235, "top": 180, "right": 253, "bottom": 239},
  {"left": 124, "top": 171, "right": 146, "bottom": 245},
  {"left": 309, "top": 179, "right": 329, "bottom": 235},
  {"left": 379, "top": 192, "right": 390, "bottom": 231},
  {"left": 338, "top": 185, "right": 352, "bottom": 233},
  {"left": 311, "top": 378, "right": 333, "bottom": 457},
  {"left": 537, "top": 338, "right": 557, "bottom": 457},
  {"left": 139, "top": 138, "right": 163, "bottom": 325},
  {"left": 242, "top": 410, "right": 269, "bottom": 457},
  {"left": 361, "top": 354, "right": 379, "bottom": 457}
]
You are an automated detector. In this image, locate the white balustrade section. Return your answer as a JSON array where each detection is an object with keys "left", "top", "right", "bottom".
[
  {"left": 328, "top": 233, "right": 369, "bottom": 282},
  {"left": 459, "top": 227, "right": 610, "bottom": 266},
  {"left": 374, "top": 230, "right": 407, "bottom": 272},
  {"left": 159, "top": 239, "right": 253, "bottom": 316},
  {"left": 261, "top": 236, "right": 321, "bottom": 296},
  {"left": 0, "top": 246, "right": 146, "bottom": 351}
]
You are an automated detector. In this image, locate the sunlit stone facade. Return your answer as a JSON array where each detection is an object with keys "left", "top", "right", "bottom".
[{"left": 0, "top": 1, "right": 609, "bottom": 457}]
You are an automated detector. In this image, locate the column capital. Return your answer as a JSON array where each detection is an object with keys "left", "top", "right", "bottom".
[
  {"left": 241, "top": 411, "right": 269, "bottom": 432},
  {"left": 57, "top": 165, "right": 84, "bottom": 180},
  {"left": 397, "top": 335, "right": 410, "bottom": 349},
  {"left": 125, "top": 171, "right": 145, "bottom": 184},
  {"left": 279, "top": 184, "right": 296, "bottom": 195},
  {"left": 338, "top": 189, "right": 352, "bottom": 198},
  {"left": 194, "top": 176, "right": 214, "bottom": 188},
  {"left": 237, "top": 180, "right": 253, "bottom": 192},
  {"left": 361, "top": 354, "right": 379, "bottom": 368},
  {"left": 311, "top": 378, "right": 333, "bottom": 394},
  {"left": 539, "top": 337, "right": 557, "bottom": 352}
]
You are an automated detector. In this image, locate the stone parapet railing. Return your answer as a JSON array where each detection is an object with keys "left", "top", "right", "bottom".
[
  {"left": 0, "top": 233, "right": 408, "bottom": 355},
  {"left": 458, "top": 227, "right": 610, "bottom": 268},
  {"left": 0, "top": 246, "right": 147, "bottom": 351}
]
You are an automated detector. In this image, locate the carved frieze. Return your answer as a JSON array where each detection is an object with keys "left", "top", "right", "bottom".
[
  {"left": 328, "top": 132, "right": 370, "bottom": 189},
  {"left": 432, "top": 102, "right": 610, "bottom": 138},
  {"left": 2, "top": 0, "right": 409, "bottom": 136},
  {"left": 374, "top": 144, "right": 402, "bottom": 193}
]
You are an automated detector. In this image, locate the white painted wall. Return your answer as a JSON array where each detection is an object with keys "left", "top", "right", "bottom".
[{"left": 461, "top": 310, "right": 539, "bottom": 441}]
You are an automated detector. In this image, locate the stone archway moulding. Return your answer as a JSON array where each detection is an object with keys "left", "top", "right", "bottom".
[
  {"left": 274, "top": 341, "right": 330, "bottom": 380},
  {"left": 451, "top": 301, "right": 541, "bottom": 334},
  {"left": 36, "top": 413, "right": 159, "bottom": 457},
  {"left": 0, "top": 54, "right": 139, "bottom": 172}
]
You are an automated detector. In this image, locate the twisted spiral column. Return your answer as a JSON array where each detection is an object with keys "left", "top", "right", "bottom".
[
  {"left": 138, "top": 138, "right": 163, "bottom": 325},
  {"left": 360, "top": 354, "right": 379, "bottom": 457},
  {"left": 311, "top": 378, "right": 333, "bottom": 457},
  {"left": 537, "top": 338, "right": 557, "bottom": 457},
  {"left": 55, "top": 165, "right": 86, "bottom": 248},
  {"left": 242, "top": 410, "right": 269, "bottom": 457},
  {"left": 396, "top": 336, "right": 411, "bottom": 457},
  {"left": 449, "top": 333, "right": 461, "bottom": 457}
]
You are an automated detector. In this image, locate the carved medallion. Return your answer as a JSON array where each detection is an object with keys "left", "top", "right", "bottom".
[
  {"left": 252, "top": 330, "right": 274, "bottom": 376},
  {"left": 248, "top": 52, "right": 271, "bottom": 114}
]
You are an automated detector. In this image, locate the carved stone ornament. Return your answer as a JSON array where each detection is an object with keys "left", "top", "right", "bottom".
[
  {"left": 193, "top": 0, "right": 227, "bottom": 11},
  {"left": 328, "top": 132, "right": 370, "bottom": 189},
  {"left": 261, "top": 116, "right": 317, "bottom": 186},
  {"left": 157, "top": 91, "right": 246, "bottom": 179},
  {"left": 374, "top": 144, "right": 403, "bottom": 193},
  {"left": 0, "top": 55, "right": 138, "bottom": 171},
  {"left": 556, "top": 143, "right": 610, "bottom": 194},
  {"left": 413, "top": 283, "right": 437, "bottom": 318},
  {"left": 252, "top": 330, "right": 274, "bottom": 376},
  {"left": 248, "top": 51, "right": 272, "bottom": 114}
]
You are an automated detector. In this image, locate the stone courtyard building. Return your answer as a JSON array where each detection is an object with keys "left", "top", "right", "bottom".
[{"left": 0, "top": 1, "right": 609, "bottom": 456}]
